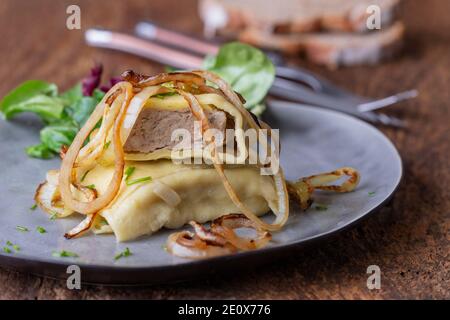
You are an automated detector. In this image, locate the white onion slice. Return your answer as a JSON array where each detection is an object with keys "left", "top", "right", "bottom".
[
  {"left": 152, "top": 180, "right": 182, "bottom": 208},
  {"left": 64, "top": 213, "right": 97, "bottom": 239},
  {"left": 59, "top": 82, "right": 133, "bottom": 214}
]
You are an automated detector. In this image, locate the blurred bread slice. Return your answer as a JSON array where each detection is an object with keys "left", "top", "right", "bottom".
[
  {"left": 239, "top": 22, "right": 405, "bottom": 68},
  {"left": 200, "top": 0, "right": 400, "bottom": 34}
]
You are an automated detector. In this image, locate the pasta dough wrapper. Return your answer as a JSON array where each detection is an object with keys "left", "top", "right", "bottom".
[{"left": 83, "top": 160, "right": 278, "bottom": 242}]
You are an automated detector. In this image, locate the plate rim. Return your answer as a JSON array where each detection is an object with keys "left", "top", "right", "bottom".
[{"left": 0, "top": 103, "right": 403, "bottom": 284}]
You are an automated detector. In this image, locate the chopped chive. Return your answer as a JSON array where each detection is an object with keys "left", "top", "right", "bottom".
[
  {"left": 153, "top": 91, "right": 176, "bottom": 99},
  {"left": 52, "top": 250, "right": 78, "bottom": 258},
  {"left": 114, "top": 247, "right": 132, "bottom": 260},
  {"left": 16, "top": 226, "right": 29, "bottom": 232},
  {"left": 80, "top": 169, "right": 91, "bottom": 182},
  {"left": 36, "top": 226, "right": 47, "bottom": 234},
  {"left": 368, "top": 191, "right": 376, "bottom": 196},
  {"left": 3, "top": 247, "right": 11, "bottom": 254},
  {"left": 103, "top": 141, "right": 111, "bottom": 150},
  {"left": 314, "top": 204, "right": 328, "bottom": 211},
  {"left": 6, "top": 241, "right": 20, "bottom": 251},
  {"left": 85, "top": 184, "right": 96, "bottom": 190},
  {"left": 123, "top": 247, "right": 131, "bottom": 257},
  {"left": 30, "top": 204, "right": 37, "bottom": 210},
  {"left": 49, "top": 212, "right": 58, "bottom": 220},
  {"left": 126, "top": 176, "right": 152, "bottom": 186},
  {"left": 124, "top": 166, "right": 136, "bottom": 181}
]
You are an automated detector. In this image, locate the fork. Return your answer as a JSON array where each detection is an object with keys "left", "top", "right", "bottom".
[{"left": 135, "top": 21, "right": 418, "bottom": 115}]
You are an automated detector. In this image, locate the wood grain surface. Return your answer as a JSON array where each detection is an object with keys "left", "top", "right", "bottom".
[{"left": 0, "top": 0, "right": 448, "bottom": 299}]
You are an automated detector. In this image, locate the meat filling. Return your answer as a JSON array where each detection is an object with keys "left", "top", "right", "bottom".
[{"left": 124, "top": 107, "right": 227, "bottom": 153}]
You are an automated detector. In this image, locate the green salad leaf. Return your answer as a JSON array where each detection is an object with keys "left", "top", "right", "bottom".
[
  {"left": 60, "top": 82, "right": 82, "bottom": 105},
  {"left": 0, "top": 80, "right": 62, "bottom": 122},
  {"left": 25, "top": 143, "right": 55, "bottom": 159},
  {"left": 0, "top": 80, "right": 57, "bottom": 112},
  {"left": 40, "top": 124, "right": 79, "bottom": 153},
  {"left": 203, "top": 42, "right": 275, "bottom": 114},
  {"left": 66, "top": 96, "right": 98, "bottom": 127},
  {"left": 0, "top": 79, "right": 105, "bottom": 159},
  {"left": 92, "top": 88, "right": 106, "bottom": 102},
  {"left": 1, "top": 92, "right": 65, "bottom": 123}
]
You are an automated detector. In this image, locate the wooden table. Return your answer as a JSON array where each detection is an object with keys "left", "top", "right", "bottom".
[{"left": 0, "top": 0, "right": 448, "bottom": 299}]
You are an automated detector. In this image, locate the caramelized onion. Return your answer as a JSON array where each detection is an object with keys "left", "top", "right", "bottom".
[
  {"left": 59, "top": 82, "right": 133, "bottom": 214},
  {"left": 35, "top": 170, "right": 97, "bottom": 219},
  {"left": 189, "top": 221, "right": 227, "bottom": 246},
  {"left": 35, "top": 171, "right": 73, "bottom": 218},
  {"left": 305, "top": 167, "right": 360, "bottom": 192},
  {"left": 167, "top": 214, "right": 272, "bottom": 259},
  {"left": 287, "top": 167, "right": 360, "bottom": 209},
  {"left": 287, "top": 180, "right": 314, "bottom": 210},
  {"left": 59, "top": 145, "right": 68, "bottom": 160},
  {"left": 64, "top": 213, "right": 97, "bottom": 239},
  {"left": 211, "top": 214, "right": 272, "bottom": 250},
  {"left": 193, "top": 71, "right": 260, "bottom": 132},
  {"left": 76, "top": 89, "right": 121, "bottom": 165},
  {"left": 166, "top": 231, "right": 236, "bottom": 259},
  {"left": 122, "top": 70, "right": 205, "bottom": 88}
]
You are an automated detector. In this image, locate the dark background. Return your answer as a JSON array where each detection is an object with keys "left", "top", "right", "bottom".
[{"left": 0, "top": 0, "right": 448, "bottom": 299}]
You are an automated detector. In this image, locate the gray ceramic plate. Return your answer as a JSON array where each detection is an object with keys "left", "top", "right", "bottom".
[{"left": 0, "top": 101, "right": 402, "bottom": 285}]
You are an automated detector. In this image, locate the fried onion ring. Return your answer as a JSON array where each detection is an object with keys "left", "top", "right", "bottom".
[
  {"left": 59, "top": 82, "right": 133, "bottom": 215},
  {"left": 288, "top": 167, "right": 360, "bottom": 209},
  {"left": 166, "top": 231, "right": 236, "bottom": 259},
  {"left": 211, "top": 214, "right": 272, "bottom": 250}
]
